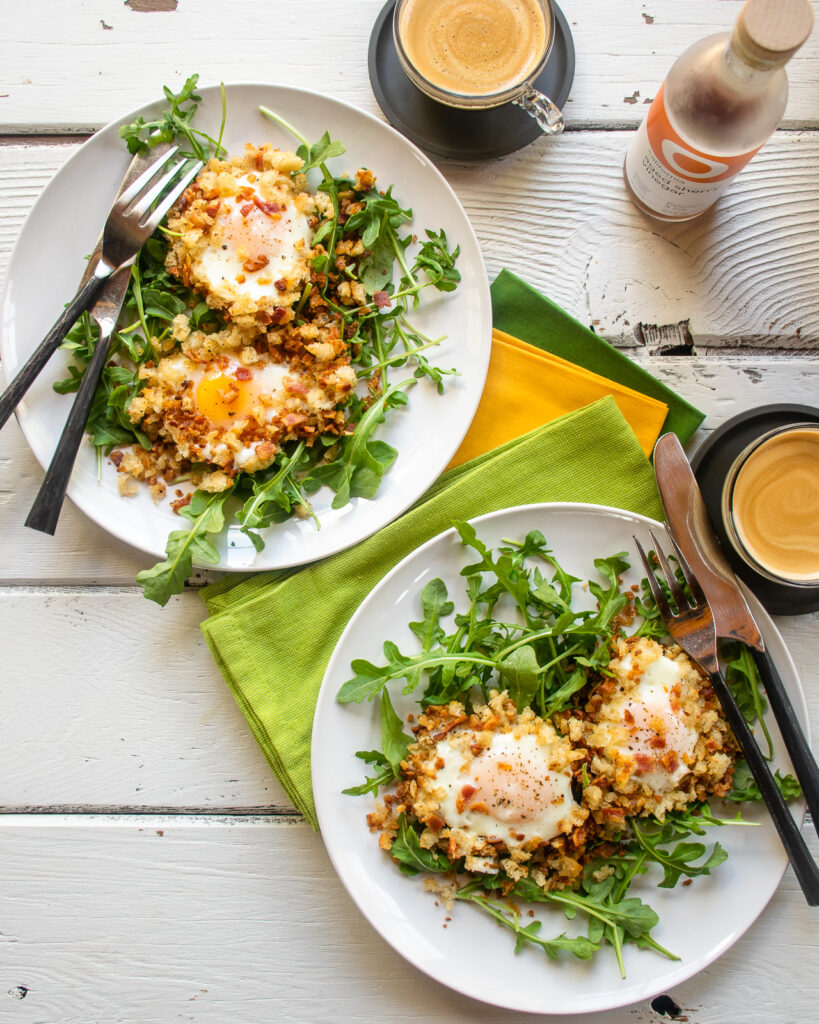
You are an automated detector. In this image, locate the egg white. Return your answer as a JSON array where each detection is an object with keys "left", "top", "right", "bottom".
[{"left": 433, "top": 731, "right": 578, "bottom": 848}]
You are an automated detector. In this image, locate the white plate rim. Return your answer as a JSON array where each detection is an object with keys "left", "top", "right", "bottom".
[
  {"left": 312, "top": 501, "right": 808, "bottom": 1015},
  {"left": 0, "top": 81, "right": 492, "bottom": 571}
]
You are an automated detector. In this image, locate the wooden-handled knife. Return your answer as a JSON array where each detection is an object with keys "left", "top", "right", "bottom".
[{"left": 654, "top": 431, "right": 819, "bottom": 834}]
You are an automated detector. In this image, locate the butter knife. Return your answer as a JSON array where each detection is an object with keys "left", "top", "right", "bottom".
[{"left": 654, "top": 431, "right": 819, "bottom": 833}]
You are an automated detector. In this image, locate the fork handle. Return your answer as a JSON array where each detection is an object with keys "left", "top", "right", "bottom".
[
  {"left": 708, "top": 668, "right": 819, "bottom": 905},
  {"left": 752, "top": 647, "right": 819, "bottom": 838},
  {"left": 25, "top": 321, "right": 115, "bottom": 535},
  {"left": 0, "top": 270, "right": 108, "bottom": 431}
]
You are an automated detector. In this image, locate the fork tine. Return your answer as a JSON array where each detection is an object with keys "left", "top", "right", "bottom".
[
  {"left": 649, "top": 529, "right": 689, "bottom": 610},
  {"left": 140, "top": 159, "right": 203, "bottom": 232},
  {"left": 665, "top": 531, "right": 709, "bottom": 608},
  {"left": 116, "top": 144, "right": 179, "bottom": 208},
  {"left": 633, "top": 534, "right": 673, "bottom": 619},
  {"left": 126, "top": 156, "right": 196, "bottom": 222}
]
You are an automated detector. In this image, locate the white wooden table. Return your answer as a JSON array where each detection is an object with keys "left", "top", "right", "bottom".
[{"left": 1, "top": 2, "right": 818, "bottom": 1021}]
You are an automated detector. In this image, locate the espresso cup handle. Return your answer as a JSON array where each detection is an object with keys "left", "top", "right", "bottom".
[{"left": 513, "top": 87, "right": 564, "bottom": 136}]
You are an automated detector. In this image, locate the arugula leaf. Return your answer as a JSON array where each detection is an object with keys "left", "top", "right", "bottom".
[
  {"left": 723, "top": 643, "right": 774, "bottom": 758},
  {"left": 296, "top": 130, "right": 346, "bottom": 175},
  {"left": 409, "top": 578, "right": 454, "bottom": 651},
  {"left": 500, "top": 644, "right": 539, "bottom": 711},
  {"left": 380, "top": 691, "right": 412, "bottom": 775},
  {"left": 726, "top": 758, "right": 802, "bottom": 802},
  {"left": 630, "top": 817, "right": 729, "bottom": 888},
  {"left": 119, "top": 74, "right": 226, "bottom": 161},
  {"left": 136, "top": 486, "right": 234, "bottom": 606},
  {"left": 390, "top": 815, "right": 453, "bottom": 875},
  {"left": 341, "top": 750, "right": 394, "bottom": 797}
]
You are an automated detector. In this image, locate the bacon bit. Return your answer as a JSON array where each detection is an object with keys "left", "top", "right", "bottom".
[
  {"left": 434, "top": 755, "right": 444, "bottom": 770},
  {"left": 634, "top": 753, "right": 654, "bottom": 772},
  {"left": 271, "top": 307, "right": 288, "bottom": 324},
  {"left": 427, "top": 814, "right": 445, "bottom": 831},
  {"left": 623, "top": 708, "right": 634, "bottom": 725},
  {"left": 284, "top": 376, "right": 308, "bottom": 396},
  {"left": 254, "top": 150, "right": 265, "bottom": 171},
  {"left": 240, "top": 202, "right": 254, "bottom": 217},
  {"left": 258, "top": 311, "right": 272, "bottom": 325},
  {"left": 373, "top": 290, "right": 391, "bottom": 309},
  {"left": 274, "top": 278, "right": 288, "bottom": 292},
  {"left": 255, "top": 441, "right": 277, "bottom": 462},
  {"left": 235, "top": 273, "right": 246, "bottom": 284},
  {"left": 512, "top": 831, "right": 526, "bottom": 842},
  {"left": 242, "top": 254, "right": 269, "bottom": 273},
  {"left": 456, "top": 785, "right": 476, "bottom": 814},
  {"left": 469, "top": 801, "right": 490, "bottom": 815},
  {"left": 171, "top": 493, "right": 193, "bottom": 514},
  {"left": 234, "top": 366, "right": 253, "bottom": 381},
  {"left": 460, "top": 784, "right": 477, "bottom": 801},
  {"left": 109, "top": 450, "right": 124, "bottom": 467},
  {"left": 253, "top": 194, "right": 284, "bottom": 216},
  {"left": 600, "top": 806, "right": 626, "bottom": 820},
  {"left": 661, "top": 750, "right": 680, "bottom": 772},
  {"left": 650, "top": 736, "right": 667, "bottom": 749},
  {"left": 431, "top": 715, "right": 468, "bottom": 741},
  {"left": 705, "top": 738, "right": 719, "bottom": 752},
  {"left": 205, "top": 200, "right": 221, "bottom": 218},
  {"left": 283, "top": 412, "right": 308, "bottom": 428}
]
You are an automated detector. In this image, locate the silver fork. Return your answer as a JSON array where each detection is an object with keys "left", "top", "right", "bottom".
[
  {"left": 0, "top": 145, "right": 203, "bottom": 431},
  {"left": 634, "top": 529, "right": 819, "bottom": 906}
]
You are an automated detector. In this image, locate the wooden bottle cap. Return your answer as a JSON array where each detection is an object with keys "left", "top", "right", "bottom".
[{"left": 734, "top": 0, "right": 814, "bottom": 67}]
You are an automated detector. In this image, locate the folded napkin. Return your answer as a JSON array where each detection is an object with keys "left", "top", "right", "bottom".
[
  {"left": 201, "top": 397, "right": 664, "bottom": 829},
  {"left": 448, "top": 329, "right": 669, "bottom": 466},
  {"left": 491, "top": 270, "right": 704, "bottom": 443}
]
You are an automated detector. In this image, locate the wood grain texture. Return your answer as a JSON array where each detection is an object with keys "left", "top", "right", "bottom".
[
  {"left": 0, "top": 820, "right": 817, "bottom": 1024},
  {"left": 0, "top": 544, "right": 815, "bottom": 811},
  {"left": 1, "top": 1, "right": 818, "bottom": 133},
  {"left": 2, "top": 132, "right": 817, "bottom": 364}
]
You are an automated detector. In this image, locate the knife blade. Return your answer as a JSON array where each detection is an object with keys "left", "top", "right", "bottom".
[
  {"left": 654, "top": 432, "right": 763, "bottom": 650},
  {"left": 654, "top": 431, "right": 819, "bottom": 835}
]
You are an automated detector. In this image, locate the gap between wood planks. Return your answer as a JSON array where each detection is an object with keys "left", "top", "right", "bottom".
[{"left": 0, "top": 804, "right": 302, "bottom": 818}]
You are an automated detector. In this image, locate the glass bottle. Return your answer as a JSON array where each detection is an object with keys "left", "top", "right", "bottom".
[{"left": 624, "top": 0, "right": 814, "bottom": 221}]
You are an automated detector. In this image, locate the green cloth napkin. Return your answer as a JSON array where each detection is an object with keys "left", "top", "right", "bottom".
[
  {"left": 201, "top": 397, "right": 664, "bottom": 830},
  {"left": 491, "top": 269, "right": 704, "bottom": 443}
]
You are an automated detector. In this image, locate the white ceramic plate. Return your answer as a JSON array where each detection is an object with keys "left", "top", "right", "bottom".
[
  {"left": 313, "top": 503, "right": 808, "bottom": 1015},
  {"left": 0, "top": 83, "right": 491, "bottom": 569}
]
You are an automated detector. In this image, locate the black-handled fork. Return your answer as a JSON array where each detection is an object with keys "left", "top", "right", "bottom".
[
  {"left": 0, "top": 144, "right": 202, "bottom": 433},
  {"left": 634, "top": 529, "right": 819, "bottom": 907}
]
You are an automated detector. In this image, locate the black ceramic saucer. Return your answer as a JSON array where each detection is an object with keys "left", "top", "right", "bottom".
[
  {"left": 368, "top": 0, "right": 576, "bottom": 160},
  {"left": 690, "top": 404, "right": 819, "bottom": 616}
]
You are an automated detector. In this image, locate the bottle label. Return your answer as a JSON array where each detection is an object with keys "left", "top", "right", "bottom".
[{"left": 625, "top": 83, "right": 762, "bottom": 218}]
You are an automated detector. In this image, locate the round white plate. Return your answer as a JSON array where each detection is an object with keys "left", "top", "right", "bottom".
[
  {"left": 0, "top": 83, "right": 491, "bottom": 570},
  {"left": 313, "top": 503, "right": 808, "bottom": 1015}
]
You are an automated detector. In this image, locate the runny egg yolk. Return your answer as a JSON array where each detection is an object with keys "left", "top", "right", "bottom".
[{"left": 194, "top": 363, "right": 288, "bottom": 428}]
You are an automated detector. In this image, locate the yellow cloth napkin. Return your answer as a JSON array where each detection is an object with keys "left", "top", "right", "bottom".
[{"left": 449, "top": 329, "right": 669, "bottom": 467}]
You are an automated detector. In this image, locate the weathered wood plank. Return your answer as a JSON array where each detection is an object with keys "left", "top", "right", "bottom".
[
  {"left": 1, "top": 1, "right": 818, "bottom": 133},
  {"left": 0, "top": 819, "right": 817, "bottom": 1024}
]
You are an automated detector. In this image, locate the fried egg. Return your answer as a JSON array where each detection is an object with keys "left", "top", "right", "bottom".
[
  {"left": 130, "top": 347, "right": 356, "bottom": 476},
  {"left": 165, "top": 145, "right": 326, "bottom": 326},
  {"left": 432, "top": 729, "right": 579, "bottom": 848},
  {"left": 194, "top": 173, "right": 313, "bottom": 305},
  {"left": 590, "top": 645, "right": 698, "bottom": 792}
]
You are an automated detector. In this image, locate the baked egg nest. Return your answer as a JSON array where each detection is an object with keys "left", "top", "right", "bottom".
[
  {"left": 113, "top": 144, "right": 376, "bottom": 503},
  {"left": 367, "top": 637, "right": 738, "bottom": 897}
]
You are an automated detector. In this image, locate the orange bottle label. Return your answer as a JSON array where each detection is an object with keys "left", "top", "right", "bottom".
[{"left": 646, "top": 83, "right": 761, "bottom": 183}]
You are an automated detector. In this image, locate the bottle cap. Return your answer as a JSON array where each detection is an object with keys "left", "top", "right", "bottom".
[{"left": 734, "top": 0, "right": 814, "bottom": 68}]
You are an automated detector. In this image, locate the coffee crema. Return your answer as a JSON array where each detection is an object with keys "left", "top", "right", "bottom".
[
  {"left": 397, "top": 0, "right": 549, "bottom": 98},
  {"left": 731, "top": 426, "right": 819, "bottom": 582}
]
